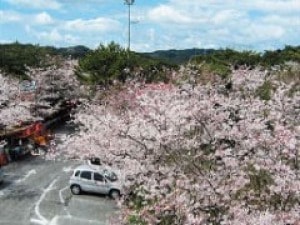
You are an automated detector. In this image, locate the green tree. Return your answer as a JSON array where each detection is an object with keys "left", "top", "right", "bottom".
[
  {"left": 76, "top": 42, "right": 128, "bottom": 85},
  {"left": 0, "top": 42, "right": 56, "bottom": 78},
  {"left": 76, "top": 42, "right": 177, "bottom": 85}
]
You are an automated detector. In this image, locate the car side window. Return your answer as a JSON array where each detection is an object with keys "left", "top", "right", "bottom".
[
  {"left": 94, "top": 173, "right": 104, "bottom": 182},
  {"left": 80, "top": 171, "right": 92, "bottom": 180},
  {"left": 74, "top": 170, "right": 80, "bottom": 177}
]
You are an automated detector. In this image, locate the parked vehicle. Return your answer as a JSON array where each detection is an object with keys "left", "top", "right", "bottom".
[
  {"left": 86, "top": 158, "right": 118, "bottom": 182},
  {"left": 69, "top": 164, "right": 123, "bottom": 199},
  {"left": 0, "top": 166, "right": 4, "bottom": 184},
  {"left": 3, "top": 138, "right": 33, "bottom": 160}
]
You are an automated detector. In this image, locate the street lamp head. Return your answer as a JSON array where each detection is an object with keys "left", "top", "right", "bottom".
[{"left": 124, "top": 0, "right": 135, "bottom": 5}]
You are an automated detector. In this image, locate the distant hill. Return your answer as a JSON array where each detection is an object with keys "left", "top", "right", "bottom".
[
  {"left": 55, "top": 45, "right": 92, "bottom": 58},
  {"left": 142, "top": 48, "right": 215, "bottom": 64},
  {"left": 0, "top": 43, "right": 92, "bottom": 77},
  {"left": 142, "top": 46, "right": 300, "bottom": 66},
  {"left": 1, "top": 42, "right": 299, "bottom": 79}
]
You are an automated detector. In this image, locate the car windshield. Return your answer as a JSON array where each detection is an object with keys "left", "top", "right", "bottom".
[{"left": 104, "top": 171, "right": 118, "bottom": 182}]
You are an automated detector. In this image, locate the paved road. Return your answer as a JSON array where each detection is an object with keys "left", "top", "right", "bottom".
[{"left": 0, "top": 157, "right": 119, "bottom": 225}]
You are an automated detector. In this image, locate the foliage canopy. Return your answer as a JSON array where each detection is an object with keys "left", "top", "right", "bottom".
[
  {"left": 76, "top": 42, "right": 177, "bottom": 85},
  {"left": 191, "top": 46, "right": 300, "bottom": 79}
]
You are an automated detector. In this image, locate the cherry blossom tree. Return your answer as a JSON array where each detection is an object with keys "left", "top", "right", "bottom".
[
  {"left": 0, "top": 73, "right": 36, "bottom": 127},
  {"left": 57, "top": 66, "right": 299, "bottom": 224},
  {"left": 0, "top": 60, "right": 80, "bottom": 130}
]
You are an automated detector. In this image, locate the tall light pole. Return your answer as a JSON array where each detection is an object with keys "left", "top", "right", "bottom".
[{"left": 124, "top": 0, "right": 135, "bottom": 52}]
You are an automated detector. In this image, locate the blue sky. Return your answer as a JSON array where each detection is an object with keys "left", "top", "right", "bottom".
[{"left": 0, "top": 0, "right": 299, "bottom": 52}]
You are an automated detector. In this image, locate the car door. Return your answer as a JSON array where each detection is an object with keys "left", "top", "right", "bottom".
[
  {"left": 79, "top": 171, "right": 94, "bottom": 192},
  {"left": 93, "top": 172, "right": 109, "bottom": 194}
]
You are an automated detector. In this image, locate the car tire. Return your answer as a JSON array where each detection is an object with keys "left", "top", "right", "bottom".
[
  {"left": 71, "top": 185, "right": 81, "bottom": 195},
  {"left": 109, "top": 189, "right": 120, "bottom": 200}
]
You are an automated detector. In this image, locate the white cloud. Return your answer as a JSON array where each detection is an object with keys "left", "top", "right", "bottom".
[
  {"left": 261, "top": 15, "right": 300, "bottom": 27},
  {"left": 1, "top": 0, "right": 299, "bottom": 51},
  {"left": 0, "top": 10, "right": 55, "bottom": 26},
  {"left": 211, "top": 10, "right": 244, "bottom": 25},
  {"left": 34, "top": 28, "right": 79, "bottom": 45},
  {"left": 148, "top": 5, "right": 195, "bottom": 24},
  {"left": 38, "top": 29, "right": 62, "bottom": 42},
  {"left": 247, "top": 0, "right": 300, "bottom": 13},
  {"left": 60, "top": 0, "right": 105, "bottom": 4},
  {"left": 0, "top": 10, "right": 21, "bottom": 23},
  {"left": 169, "top": 0, "right": 300, "bottom": 14},
  {"left": 0, "top": 39, "right": 14, "bottom": 44},
  {"left": 24, "top": 25, "right": 78, "bottom": 45},
  {"left": 34, "top": 12, "right": 54, "bottom": 25},
  {"left": 245, "top": 24, "right": 285, "bottom": 40},
  {"left": 147, "top": 28, "right": 156, "bottom": 42},
  {"left": 63, "top": 17, "right": 121, "bottom": 33},
  {"left": 5, "top": 0, "right": 61, "bottom": 9},
  {"left": 140, "top": 0, "right": 299, "bottom": 51}
]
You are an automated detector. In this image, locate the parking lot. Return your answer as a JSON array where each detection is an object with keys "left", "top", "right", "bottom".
[{"left": 0, "top": 157, "right": 119, "bottom": 225}]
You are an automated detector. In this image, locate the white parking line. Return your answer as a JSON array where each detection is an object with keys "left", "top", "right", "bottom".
[
  {"left": 59, "top": 185, "right": 72, "bottom": 217},
  {"left": 59, "top": 186, "right": 68, "bottom": 204},
  {"left": 48, "top": 215, "right": 60, "bottom": 225},
  {"left": 30, "top": 218, "right": 46, "bottom": 225},
  {"left": 16, "top": 169, "right": 37, "bottom": 183},
  {"left": 31, "top": 179, "right": 58, "bottom": 225},
  {"left": 49, "top": 215, "right": 105, "bottom": 225},
  {"left": 62, "top": 166, "right": 73, "bottom": 173}
]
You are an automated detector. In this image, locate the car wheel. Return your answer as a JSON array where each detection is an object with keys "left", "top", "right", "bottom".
[
  {"left": 109, "top": 190, "right": 120, "bottom": 200},
  {"left": 71, "top": 185, "right": 81, "bottom": 195}
]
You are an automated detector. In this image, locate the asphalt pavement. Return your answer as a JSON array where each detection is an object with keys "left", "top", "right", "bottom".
[{"left": 0, "top": 157, "right": 119, "bottom": 225}]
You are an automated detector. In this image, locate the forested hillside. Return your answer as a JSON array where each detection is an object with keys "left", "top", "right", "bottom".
[
  {"left": 145, "top": 46, "right": 300, "bottom": 65},
  {"left": 1, "top": 42, "right": 299, "bottom": 82},
  {"left": 0, "top": 42, "right": 90, "bottom": 78},
  {"left": 143, "top": 48, "right": 215, "bottom": 64}
]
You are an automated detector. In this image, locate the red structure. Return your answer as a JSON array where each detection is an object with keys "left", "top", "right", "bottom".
[
  {"left": 0, "top": 148, "right": 8, "bottom": 166},
  {"left": 20, "top": 122, "right": 44, "bottom": 138}
]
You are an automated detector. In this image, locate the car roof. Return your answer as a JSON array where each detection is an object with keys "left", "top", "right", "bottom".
[
  {"left": 74, "top": 164, "right": 119, "bottom": 175},
  {"left": 74, "top": 164, "right": 97, "bottom": 172},
  {"left": 74, "top": 164, "right": 108, "bottom": 173}
]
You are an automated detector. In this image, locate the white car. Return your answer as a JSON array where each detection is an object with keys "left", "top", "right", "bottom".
[{"left": 69, "top": 164, "right": 123, "bottom": 199}]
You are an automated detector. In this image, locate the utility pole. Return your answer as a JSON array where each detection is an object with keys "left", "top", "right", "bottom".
[{"left": 124, "top": 0, "right": 135, "bottom": 52}]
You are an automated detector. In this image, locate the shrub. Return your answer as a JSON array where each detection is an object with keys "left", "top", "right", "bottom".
[{"left": 256, "top": 80, "right": 275, "bottom": 101}]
